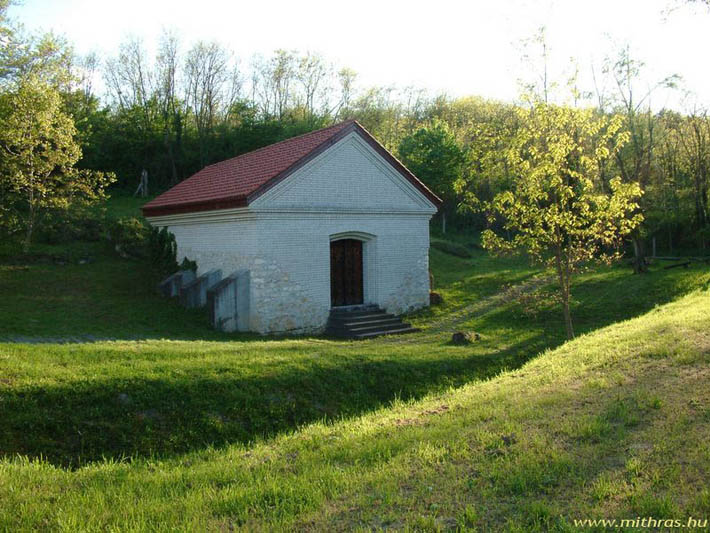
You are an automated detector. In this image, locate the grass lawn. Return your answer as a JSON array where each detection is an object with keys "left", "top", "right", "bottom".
[{"left": 1, "top": 217, "right": 709, "bottom": 530}]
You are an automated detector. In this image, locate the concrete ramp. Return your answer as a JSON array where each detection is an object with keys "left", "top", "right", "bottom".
[
  {"left": 180, "top": 269, "right": 222, "bottom": 308},
  {"left": 159, "top": 268, "right": 250, "bottom": 332},
  {"left": 158, "top": 270, "right": 196, "bottom": 298},
  {"left": 207, "top": 270, "right": 250, "bottom": 332}
]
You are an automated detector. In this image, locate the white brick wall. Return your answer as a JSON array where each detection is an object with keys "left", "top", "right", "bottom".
[{"left": 147, "top": 132, "right": 437, "bottom": 334}]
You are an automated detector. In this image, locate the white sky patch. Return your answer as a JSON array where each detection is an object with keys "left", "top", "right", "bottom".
[{"left": 9, "top": 0, "right": 710, "bottom": 110}]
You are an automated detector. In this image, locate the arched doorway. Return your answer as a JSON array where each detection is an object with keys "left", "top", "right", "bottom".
[{"left": 330, "top": 238, "right": 364, "bottom": 307}]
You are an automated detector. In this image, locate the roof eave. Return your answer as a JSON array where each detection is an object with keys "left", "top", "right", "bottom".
[
  {"left": 141, "top": 119, "right": 443, "bottom": 217},
  {"left": 141, "top": 196, "right": 248, "bottom": 218}
]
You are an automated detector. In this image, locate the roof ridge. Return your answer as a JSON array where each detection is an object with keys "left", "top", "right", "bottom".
[
  {"left": 205, "top": 119, "right": 357, "bottom": 170},
  {"left": 142, "top": 118, "right": 442, "bottom": 218}
]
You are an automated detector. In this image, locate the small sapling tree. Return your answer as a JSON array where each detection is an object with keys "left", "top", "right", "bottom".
[{"left": 480, "top": 102, "right": 643, "bottom": 339}]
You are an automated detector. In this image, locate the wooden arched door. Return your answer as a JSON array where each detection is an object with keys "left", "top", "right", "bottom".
[{"left": 330, "top": 239, "right": 363, "bottom": 307}]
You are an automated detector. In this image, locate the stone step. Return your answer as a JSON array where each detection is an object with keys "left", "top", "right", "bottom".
[
  {"left": 327, "top": 323, "right": 410, "bottom": 337},
  {"left": 331, "top": 317, "right": 402, "bottom": 329},
  {"left": 327, "top": 314, "right": 396, "bottom": 326},
  {"left": 326, "top": 305, "right": 418, "bottom": 339},
  {"left": 346, "top": 321, "right": 414, "bottom": 334},
  {"left": 352, "top": 326, "right": 420, "bottom": 339},
  {"left": 329, "top": 309, "right": 386, "bottom": 319}
]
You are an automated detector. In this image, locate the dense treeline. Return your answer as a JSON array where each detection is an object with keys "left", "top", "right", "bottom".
[
  {"left": 1, "top": 1, "right": 708, "bottom": 255},
  {"left": 78, "top": 34, "right": 431, "bottom": 194}
]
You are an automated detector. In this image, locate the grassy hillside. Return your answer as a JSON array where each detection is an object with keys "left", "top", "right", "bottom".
[
  {"left": 1, "top": 210, "right": 709, "bottom": 530},
  {"left": 1, "top": 285, "right": 708, "bottom": 530}
]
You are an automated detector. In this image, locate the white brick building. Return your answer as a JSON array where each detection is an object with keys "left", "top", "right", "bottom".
[{"left": 143, "top": 121, "right": 441, "bottom": 334}]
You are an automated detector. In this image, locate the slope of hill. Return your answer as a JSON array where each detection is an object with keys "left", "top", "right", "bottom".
[{"left": 1, "top": 284, "right": 708, "bottom": 530}]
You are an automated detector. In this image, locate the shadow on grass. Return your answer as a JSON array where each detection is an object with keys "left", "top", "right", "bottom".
[
  {"left": 0, "top": 253, "right": 291, "bottom": 343},
  {"left": 0, "top": 337, "right": 545, "bottom": 468},
  {"left": 4, "top": 265, "right": 703, "bottom": 468}
]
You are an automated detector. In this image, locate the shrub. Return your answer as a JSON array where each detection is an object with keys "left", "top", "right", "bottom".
[
  {"left": 109, "top": 217, "right": 148, "bottom": 259},
  {"left": 148, "top": 226, "right": 178, "bottom": 276},
  {"left": 37, "top": 206, "right": 105, "bottom": 244},
  {"left": 179, "top": 257, "right": 197, "bottom": 272},
  {"left": 108, "top": 221, "right": 181, "bottom": 277},
  {"left": 431, "top": 239, "right": 472, "bottom": 258}
]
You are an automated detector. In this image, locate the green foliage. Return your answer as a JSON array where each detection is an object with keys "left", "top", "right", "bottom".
[
  {"left": 437, "top": 97, "right": 519, "bottom": 210},
  {"left": 0, "top": 76, "right": 115, "bottom": 250},
  {"left": 398, "top": 121, "right": 466, "bottom": 203},
  {"left": 148, "top": 226, "right": 178, "bottom": 276},
  {"left": 0, "top": 18, "right": 74, "bottom": 88},
  {"left": 108, "top": 217, "right": 148, "bottom": 258},
  {"left": 179, "top": 256, "right": 197, "bottom": 272},
  {"left": 37, "top": 204, "right": 106, "bottom": 244},
  {"left": 480, "top": 102, "right": 643, "bottom": 338}
]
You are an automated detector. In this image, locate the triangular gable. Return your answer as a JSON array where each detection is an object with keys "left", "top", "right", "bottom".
[
  {"left": 142, "top": 121, "right": 441, "bottom": 218},
  {"left": 251, "top": 130, "right": 438, "bottom": 212}
]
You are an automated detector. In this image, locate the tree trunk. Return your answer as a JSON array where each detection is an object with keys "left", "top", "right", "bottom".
[
  {"left": 164, "top": 129, "right": 178, "bottom": 187},
  {"left": 562, "top": 294, "right": 574, "bottom": 340},
  {"left": 442, "top": 211, "right": 446, "bottom": 234},
  {"left": 22, "top": 188, "right": 35, "bottom": 253},
  {"left": 554, "top": 251, "right": 575, "bottom": 340},
  {"left": 23, "top": 210, "right": 34, "bottom": 253},
  {"left": 631, "top": 235, "right": 648, "bottom": 274}
]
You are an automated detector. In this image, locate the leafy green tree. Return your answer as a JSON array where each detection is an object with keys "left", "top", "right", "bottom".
[
  {"left": 480, "top": 102, "right": 642, "bottom": 339},
  {"left": 398, "top": 121, "right": 466, "bottom": 232},
  {"left": 431, "top": 96, "right": 520, "bottom": 225},
  {"left": 0, "top": 76, "right": 114, "bottom": 250},
  {"left": 1, "top": 24, "right": 74, "bottom": 89}
]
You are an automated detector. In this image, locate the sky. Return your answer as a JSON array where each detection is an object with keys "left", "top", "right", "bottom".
[{"left": 7, "top": 0, "right": 710, "bottom": 110}]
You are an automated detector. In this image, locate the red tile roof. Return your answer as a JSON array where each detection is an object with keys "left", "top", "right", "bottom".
[{"left": 142, "top": 120, "right": 441, "bottom": 217}]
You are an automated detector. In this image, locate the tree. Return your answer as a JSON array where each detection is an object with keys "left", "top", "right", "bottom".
[
  {"left": 295, "top": 51, "right": 329, "bottom": 119},
  {"left": 184, "top": 41, "right": 233, "bottom": 166},
  {"left": 437, "top": 96, "right": 519, "bottom": 226},
  {"left": 156, "top": 30, "right": 184, "bottom": 185},
  {"left": 0, "top": 76, "right": 114, "bottom": 250},
  {"left": 679, "top": 109, "right": 710, "bottom": 232},
  {"left": 518, "top": 26, "right": 554, "bottom": 104},
  {"left": 252, "top": 49, "right": 297, "bottom": 120},
  {"left": 104, "top": 36, "right": 161, "bottom": 183},
  {"left": 398, "top": 121, "right": 466, "bottom": 232},
  {"left": 480, "top": 102, "right": 642, "bottom": 339},
  {"left": 332, "top": 67, "right": 357, "bottom": 119},
  {"left": 1, "top": 19, "right": 74, "bottom": 90},
  {"left": 601, "top": 47, "right": 679, "bottom": 272},
  {"left": 104, "top": 37, "right": 153, "bottom": 111}
]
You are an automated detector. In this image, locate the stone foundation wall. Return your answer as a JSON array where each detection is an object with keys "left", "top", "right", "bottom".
[
  {"left": 177, "top": 246, "right": 327, "bottom": 334},
  {"left": 165, "top": 211, "right": 433, "bottom": 334},
  {"left": 382, "top": 252, "right": 430, "bottom": 315}
]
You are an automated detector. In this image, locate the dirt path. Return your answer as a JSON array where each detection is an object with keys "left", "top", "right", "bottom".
[{"left": 376, "top": 274, "right": 553, "bottom": 344}]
